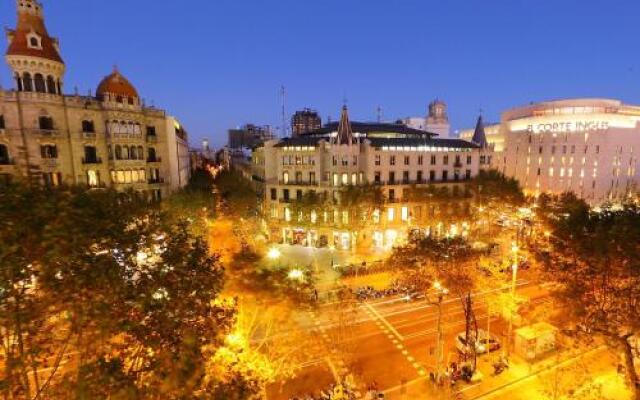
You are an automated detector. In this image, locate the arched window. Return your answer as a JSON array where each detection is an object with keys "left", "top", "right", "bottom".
[
  {"left": 23, "top": 73, "right": 33, "bottom": 92},
  {"left": 115, "top": 145, "right": 122, "bottom": 160},
  {"left": 15, "top": 74, "right": 23, "bottom": 91},
  {"left": 34, "top": 74, "right": 45, "bottom": 93},
  {"left": 148, "top": 147, "right": 156, "bottom": 162},
  {"left": 56, "top": 79, "right": 61, "bottom": 95},
  {"left": 128, "top": 97, "right": 134, "bottom": 105},
  {"left": 137, "top": 146, "right": 144, "bottom": 160},
  {"left": 123, "top": 146, "right": 130, "bottom": 160},
  {"left": 116, "top": 96, "right": 123, "bottom": 103},
  {"left": 30, "top": 37, "right": 39, "bottom": 47},
  {"left": 46, "top": 76, "right": 56, "bottom": 94},
  {"left": 82, "top": 120, "right": 95, "bottom": 133},
  {"left": 38, "top": 116, "right": 54, "bottom": 130},
  {"left": 130, "top": 146, "right": 137, "bottom": 160},
  {"left": 0, "top": 144, "right": 9, "bottom": 164}
]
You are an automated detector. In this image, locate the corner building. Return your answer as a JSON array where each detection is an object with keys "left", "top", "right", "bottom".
[
  {"left": 0, "top": 0, "right": 190, "bottom": 197},
  {"left": 461, "top": 99, "right": 640, "bottom": 204},
  {"left": 256, "top": 106, "right": 492, "bottom": 250}
]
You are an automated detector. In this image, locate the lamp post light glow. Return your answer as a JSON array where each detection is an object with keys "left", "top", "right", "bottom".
[
  {"left": 288, "top": 268, "right": 304, "bottom": 281},
  {"left": 267, "top": 247, "right": 281, "bottom": 260}
]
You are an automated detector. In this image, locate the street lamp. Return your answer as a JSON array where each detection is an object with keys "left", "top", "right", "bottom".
[
  {"left": 506, "top": 242, "right": 519, "bottom": 357},
  {"left": 267, "top": 247, "right": 281, "bottom": 261},
  {"left": 433, "top": 280, "right": 449, "bottom": 384},
  {"left": 287, "top": 268, "right": 304, "bottom": 281}
]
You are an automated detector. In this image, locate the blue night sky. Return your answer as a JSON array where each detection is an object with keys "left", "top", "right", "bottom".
[{"left": 2, "top": 0, "right": 639, "bottom": 148}]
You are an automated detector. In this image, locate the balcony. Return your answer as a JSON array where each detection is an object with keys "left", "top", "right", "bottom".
[
  {"left": 82, "top": 131, "right": 97, "bottom": 139},
  {"left": 41, "top": 158, "right": 57, "bottom": 168},
  {"left": 34, "top": 129, "right": 60, "bottom": 138},
  {"left": 147, "top": 157, "right": 162, "bottom": 163},
  {"left": 453, "top": 161, "right": 463, "bottom": 168},
  {"left": 82, "top": 157, "right": 103, "bottom": 165},
  {"left": 148, "top": 177, "right": 165, "bottom": 184},
  {"left": 146, "top": 134, "right": 158, "bottom": 143}
]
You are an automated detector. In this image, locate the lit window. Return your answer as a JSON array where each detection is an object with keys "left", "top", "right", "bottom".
[
  {"left": 351, "top": 173, "right": 357, "bottom": 185},
  {"left": 387, "top": 208, "right": 395, "bottom": 222},
  {"left": 401, "top": 206, "right": 409, "bottom": 222},
  {"left": 284, "top": 207, "right": 291, "bottom": 222},
  {"left": 372, "top": 209, "right": 380, "bottom": 224},
  {"left": 333, "top": 173, "right": 339, "bottom": 186},
  {"left": 87, "top": 170, "right": 98, "bottom": 187},
  {"left": 341, "top": 173, "right": 348, "bottom": 186},
  {"left": 283, "top": 172, "right": 289, "bottom": 184},
  {"left": 311, "top": 210, "right": 317, "bottom": 224}
]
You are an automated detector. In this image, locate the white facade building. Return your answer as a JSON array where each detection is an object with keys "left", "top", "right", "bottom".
[{"left": 460, "top": 99, "right": 640, "bottom": 204}]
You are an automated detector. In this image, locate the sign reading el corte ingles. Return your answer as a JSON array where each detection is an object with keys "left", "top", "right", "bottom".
[{"left": 527, "top": 121, "right": 609, "bottom": 134}]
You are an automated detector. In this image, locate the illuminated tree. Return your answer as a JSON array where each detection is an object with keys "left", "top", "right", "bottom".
[{"left": 538, "top": 200, "right": 640, "bottom": 399}]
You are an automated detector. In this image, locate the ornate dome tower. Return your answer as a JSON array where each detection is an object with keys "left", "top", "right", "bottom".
[
  {"left": 96, "top": 67, "right": 140, "bottom": 106},
  {"left": 426, "top": 98, "right": 451, "bottom": 138},
  {"left": 5, "top": 0, "right": 65, "bottom": 95}
]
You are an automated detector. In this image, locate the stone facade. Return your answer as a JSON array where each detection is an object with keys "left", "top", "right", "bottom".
[{"left": 0, "top": 0, "right": 190, "bottom": 197}]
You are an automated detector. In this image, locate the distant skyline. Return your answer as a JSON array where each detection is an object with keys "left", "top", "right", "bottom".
[{"left": 2, "top": 0, "right": 640, "bottom": 148}]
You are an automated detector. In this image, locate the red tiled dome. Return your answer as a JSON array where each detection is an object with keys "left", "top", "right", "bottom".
[
  {"left": 96, "top": 68, "right": 139, "bottom": 99},
  {"left": 6, "top": 7, "right": 63, "bottom": 63}
]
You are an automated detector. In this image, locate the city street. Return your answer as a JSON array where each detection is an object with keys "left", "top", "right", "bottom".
[{"left": 270, "top": 280, "right": 551, "bottom": 399}]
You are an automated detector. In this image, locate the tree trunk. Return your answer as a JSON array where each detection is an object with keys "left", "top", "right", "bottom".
[{"left": 620, "top": 337, "right": 640, "bottom": 400}]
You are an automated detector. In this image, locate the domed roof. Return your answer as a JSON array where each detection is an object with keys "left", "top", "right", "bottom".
[
  {"left": 96, "top": 67, "right": 138, "bottom": 99},
  {"left": 6, "top": 1, "right": 64, "bottom": 64}
]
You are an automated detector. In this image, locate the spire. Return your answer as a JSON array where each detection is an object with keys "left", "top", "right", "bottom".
[
  {"left": 6, "top": 0, "right": 63, "bottom": 63},
  {"left": 336, "top": 105, "right": 354, "bottom": 145},
  {"left": 471, "top": 115, "right": 488, "bottom": 148}
]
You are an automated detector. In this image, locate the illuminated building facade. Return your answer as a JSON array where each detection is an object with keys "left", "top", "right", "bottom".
[
  {"left": 461, "top": 99, "right": 640, "bottom": 203},
  {"left": 0, "top": 0, "right": 190, "bottom": 197},
  {"left": 291, "top": 109, "right": 322, "bottom": 137},
  {"left": 257, "top": 106, "right": 492, "bottom": 250}
]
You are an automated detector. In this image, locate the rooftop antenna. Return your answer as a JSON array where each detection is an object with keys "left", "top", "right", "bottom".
[
  {"left": 377, "top": 105, "right": 383, "bottom": 123},
  {"left": 280, "top": 85, "right": 287, "bottom": 138}
]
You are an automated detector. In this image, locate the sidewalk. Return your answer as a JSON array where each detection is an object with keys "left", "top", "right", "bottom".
[{"left": 383, "top": 345, "right": 630, "bottom": 400}]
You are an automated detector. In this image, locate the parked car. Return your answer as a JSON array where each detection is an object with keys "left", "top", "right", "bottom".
[{"left": 455, "top": 330, "right": 501, "bottom": 355}]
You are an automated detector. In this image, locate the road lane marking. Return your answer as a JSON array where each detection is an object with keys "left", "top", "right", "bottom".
[{"left": 364, "top": 302, "right": 404, "bottom": 340}]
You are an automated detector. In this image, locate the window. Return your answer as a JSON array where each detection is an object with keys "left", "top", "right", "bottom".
[
  {"left": 42, "top": 172, "right": 62, "bottom": 187},
  {"left": 351, "top": 173, "right": 357, "bottom": 185},
  {"left": 38, "top": 116, "right": 54, "bottom": 130},
  {"left": 295, "top": 171, "right": 302, "bottom": 183},
  {"left": 443, "top": 155, "right": 449, "bottom": 165},
  {"left": 390, "top": 156, "right": 396, "bottom": 166},
  {"left": 341, "top": 173, "right": 348, "bottom": 185},
  {"left": 40, "top": 144, "right": 57, "bottom": 159},
  {"left": 442, "top": 170, "right": 448, "bottom": 181},
  {"left": 82, "top": 120, "right": 95, "bottom": 133},
  {"left": 283, "top": 189, "right": 290, "bottom": 201},
  {"left": 465, "top": 169, "right": 472, "bottom": 180},
  {"left": 403, "top": 171, "right": 409, "bottom": 184},
  {"left": 404, "top": 156, "right": 410, "bottom": 165},
  {"left": 429, "top": 170, "right": 436, "bottom": 181},
  {"left": 34, "top": 74, "right": 46, "bottom": 93},
  {"left": 83, "top": 146, "right": 98, "bottom": 164},
  {"left": 417, "top": 171, "right": 423, "bottom": 183},
  {"left": 374, "top": 171, "right": 381, "bottom": 184},
  {"left": 0, "top": 115, "right": 5, "bottom": 129},
  {"left": 389, "top": 171, "right": 395, "bottom": 184},
  {"left": 467, "top": 156, "right": 472, "bottom": 165},
  {"left": 23, "top": 73, "right": 33, "bottom": 92},
  {"left": 283, "top": 171, "right": 289, "bottom": 184},
  {"left": 130, "top": 146, "right": 138, "bottom": 160},
  {"left": 401, "top": 206, "right": 409, "bottom": 222},
  {"left": 148, "top": 147, "right": 157, "bottom": 162},
  {"left": 418, "top": 155, "right": 423, "bottom": 166},
  {"left": 332, "top": 156, "right": 337, "bottom": 166},
  {"left": 29, "top": 37, "right": 40, "bottom": 48},
  {"left": 309, "top": 172, "right": 316, "bottom": 184},
  {"left": 296, "top": 190, "right": 302, "bottom": 201},
  {"left": 430, "top": 155, "right": 436, "bottom": 165},
  {"left": 387, "top": 207, "right": 395, "bottom": 222},
  {"left": 86, "top": 170, "right": 99, "bottom": 187},
  {"left": 46, "top": 76, "right": 56, "bottom": 95},
  {"left": 270, "top": 188, "right": 277, "bottom": 200},
  {"left": 0, "top": 144, "right": 9, "bottom": 164},
  {"left": 146, "top": 126, "right": 157, "bottom": 137},
  {"left": 333, "top": 173, "right": 338, "bottom": 186},
  {"left": 115, "top": 145, "right": 122, "bottom": 160},
  {"left": 375, "top": 155, "right": 381, "bottom": 166}
]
